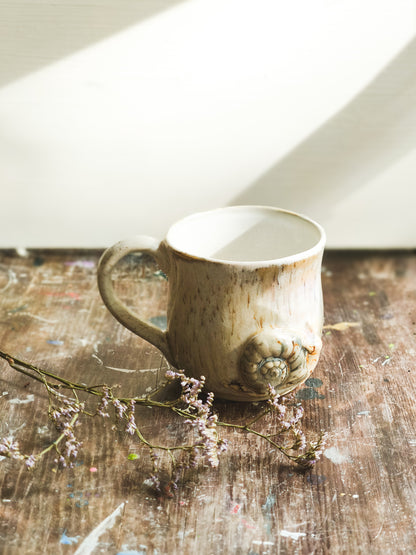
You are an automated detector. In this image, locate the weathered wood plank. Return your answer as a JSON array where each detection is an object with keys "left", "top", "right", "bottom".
[{"left": 0, "top": 249, "right": 416, "bottom": 554}]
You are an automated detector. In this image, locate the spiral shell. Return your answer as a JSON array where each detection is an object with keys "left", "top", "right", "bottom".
[{"left": 239, "top": 329, "right": 310, "bottom": 394}]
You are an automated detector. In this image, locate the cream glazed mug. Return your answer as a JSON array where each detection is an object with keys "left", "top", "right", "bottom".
[{"left": 97, "top": 206, "right": 326, "bottom": 401}]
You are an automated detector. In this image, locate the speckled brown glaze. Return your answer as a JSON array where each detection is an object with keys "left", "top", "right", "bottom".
[{"left": 97, "top": 206, "right": 325, "bottom": 401}]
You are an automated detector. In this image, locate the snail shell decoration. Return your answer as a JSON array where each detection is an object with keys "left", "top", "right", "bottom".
[{"left": 239, "top": 329, "right": 315, "bottom": 395}]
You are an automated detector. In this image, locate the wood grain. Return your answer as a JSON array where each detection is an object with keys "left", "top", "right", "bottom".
[{"left": 1, "top": 249, "right": 416, "bottom": 554}]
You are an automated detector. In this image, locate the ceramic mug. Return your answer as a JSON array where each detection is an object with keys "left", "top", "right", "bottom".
[{"left": 97, "top": 206, "right": 325, "bottom": 401}]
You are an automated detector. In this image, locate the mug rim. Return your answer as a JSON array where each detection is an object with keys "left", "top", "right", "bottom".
[{"left": 165, "top": 205, "right": 326, "bottom": 266}]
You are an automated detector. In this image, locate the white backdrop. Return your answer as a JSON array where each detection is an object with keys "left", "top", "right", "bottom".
[{"left": 0, "top": 0, "right": 415, "bottom": 248}]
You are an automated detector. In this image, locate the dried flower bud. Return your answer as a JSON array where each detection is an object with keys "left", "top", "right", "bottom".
[
  {"left": 25, "top": 455, "right": 37, "bottom": 469},
  {"left": 0, "top": 437, "right": 23, "bottom": 460}
]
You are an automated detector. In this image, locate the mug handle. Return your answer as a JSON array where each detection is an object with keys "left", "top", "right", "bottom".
[{"left": 97, "top": 236, "right": 174, "bottom": 365}]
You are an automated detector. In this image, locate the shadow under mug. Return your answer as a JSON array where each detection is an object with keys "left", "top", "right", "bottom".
[{"left": 97, "top": 206, "right": 326, "bottom": 401}]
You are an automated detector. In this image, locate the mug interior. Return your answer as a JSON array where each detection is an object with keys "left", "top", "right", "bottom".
[{"left": 166, "top": 206, "right": 324, "bottom": 263}]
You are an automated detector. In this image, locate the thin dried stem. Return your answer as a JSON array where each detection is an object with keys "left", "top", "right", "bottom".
[{"left": 0, "top": 348, "right": 328, "bottom": 489}]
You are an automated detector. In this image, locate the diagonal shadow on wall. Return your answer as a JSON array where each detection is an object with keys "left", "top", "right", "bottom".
[
  {"left": 230, "top": 38, "right": 416, "bottom": 221},
  {"left": 0, "top": 0, "right": 187, "bottom": 87}
]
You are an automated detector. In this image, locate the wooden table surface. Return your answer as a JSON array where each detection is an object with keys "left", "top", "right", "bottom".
[{"left": 0, "top": 249, "right": 416, "bottom": 555}]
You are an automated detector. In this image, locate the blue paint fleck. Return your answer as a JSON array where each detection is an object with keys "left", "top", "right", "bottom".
[
  {"left": 47, "top": 340, "right": 64, "bottom": 346},
  {"left": 60, "top": 530, "right": 79, "bottom": 545},
  {"left": 33, "top": 256, "right": 44, "bottom": 267},
  {"left": 307, "top": 474, "right": 327, "bottom": 485},
  {"left": 149, "top": 315, "right": 167, "bottom": 331},
  {"left": 261, "top": 491, "right": 276, "bottom": 537},
  {"left": 261, "top": 493, "right": 276, "bottom": 515}
]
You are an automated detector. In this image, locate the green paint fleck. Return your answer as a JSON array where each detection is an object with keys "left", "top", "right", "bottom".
[
  {"left": 305, "top": 377, "right": 323, "bottom": 388},
  {"left": 296, "top": 388, "right": 325, "bottom": 400},
  {"left": 127, "top": 453, "right": 139, "bottom": 461},
  {"left": 369, "top": 291, "right": 377, "bottom": 296},
  {"left": 153, "top": 270, "right": 168, "bottom": 280},
  {"left": 325, "top": 331, "right": 332, "bottom": 336},
  {"left": 389, "top": 343, "right": 395, "bottom": 350}
]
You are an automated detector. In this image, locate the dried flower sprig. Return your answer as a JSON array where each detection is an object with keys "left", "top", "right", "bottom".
[{"left": 0, "top": 349, "right": 327, "bottom": 493}]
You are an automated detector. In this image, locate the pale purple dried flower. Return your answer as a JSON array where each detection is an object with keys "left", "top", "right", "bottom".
[
  {"left": 295, "top": 431, "right": 328, "bottom": 468},
  {"left": 25, "top": 454, "right": 37, "bottom": 469},
  {"left": 266, "top": 384, "right": 287, "bottom": 419},
  {"left": 97, "top": 387, "right": 111, "bottom": 418},
  {"left": 112, "top": 398, "right": 127, "bottom": 419},
  {"left": 290, "top": 405, "right": 304, "bottom": 426},
  {"left": 54, "top": 455, "right": 67, "bottom": 467},
  {"left": 125, "top": 400, "right": 137, "bottom": 435},
  {"left": 147, "top": 473, "right": 161, "bottom": 493},
  {"left": 165, "top": 369, "right": 179, "bottom": 381},
  {"left": 126, "top": 419, "right": 137, "bottom": 435},
  {"left": 188, "top": 446, "right": 200, "bottom": 468},
  {"left": 312, "top": 432, "right": 328, "bottom": 460},
  {"left": 218, "top": 438, "right": 228, "bottom": 453},
  {"left": 292, "top": 428, "right": 307, "bottom": 451},
  {"left": 0, "top": 437, "right": 23, "bottom": 460}
]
